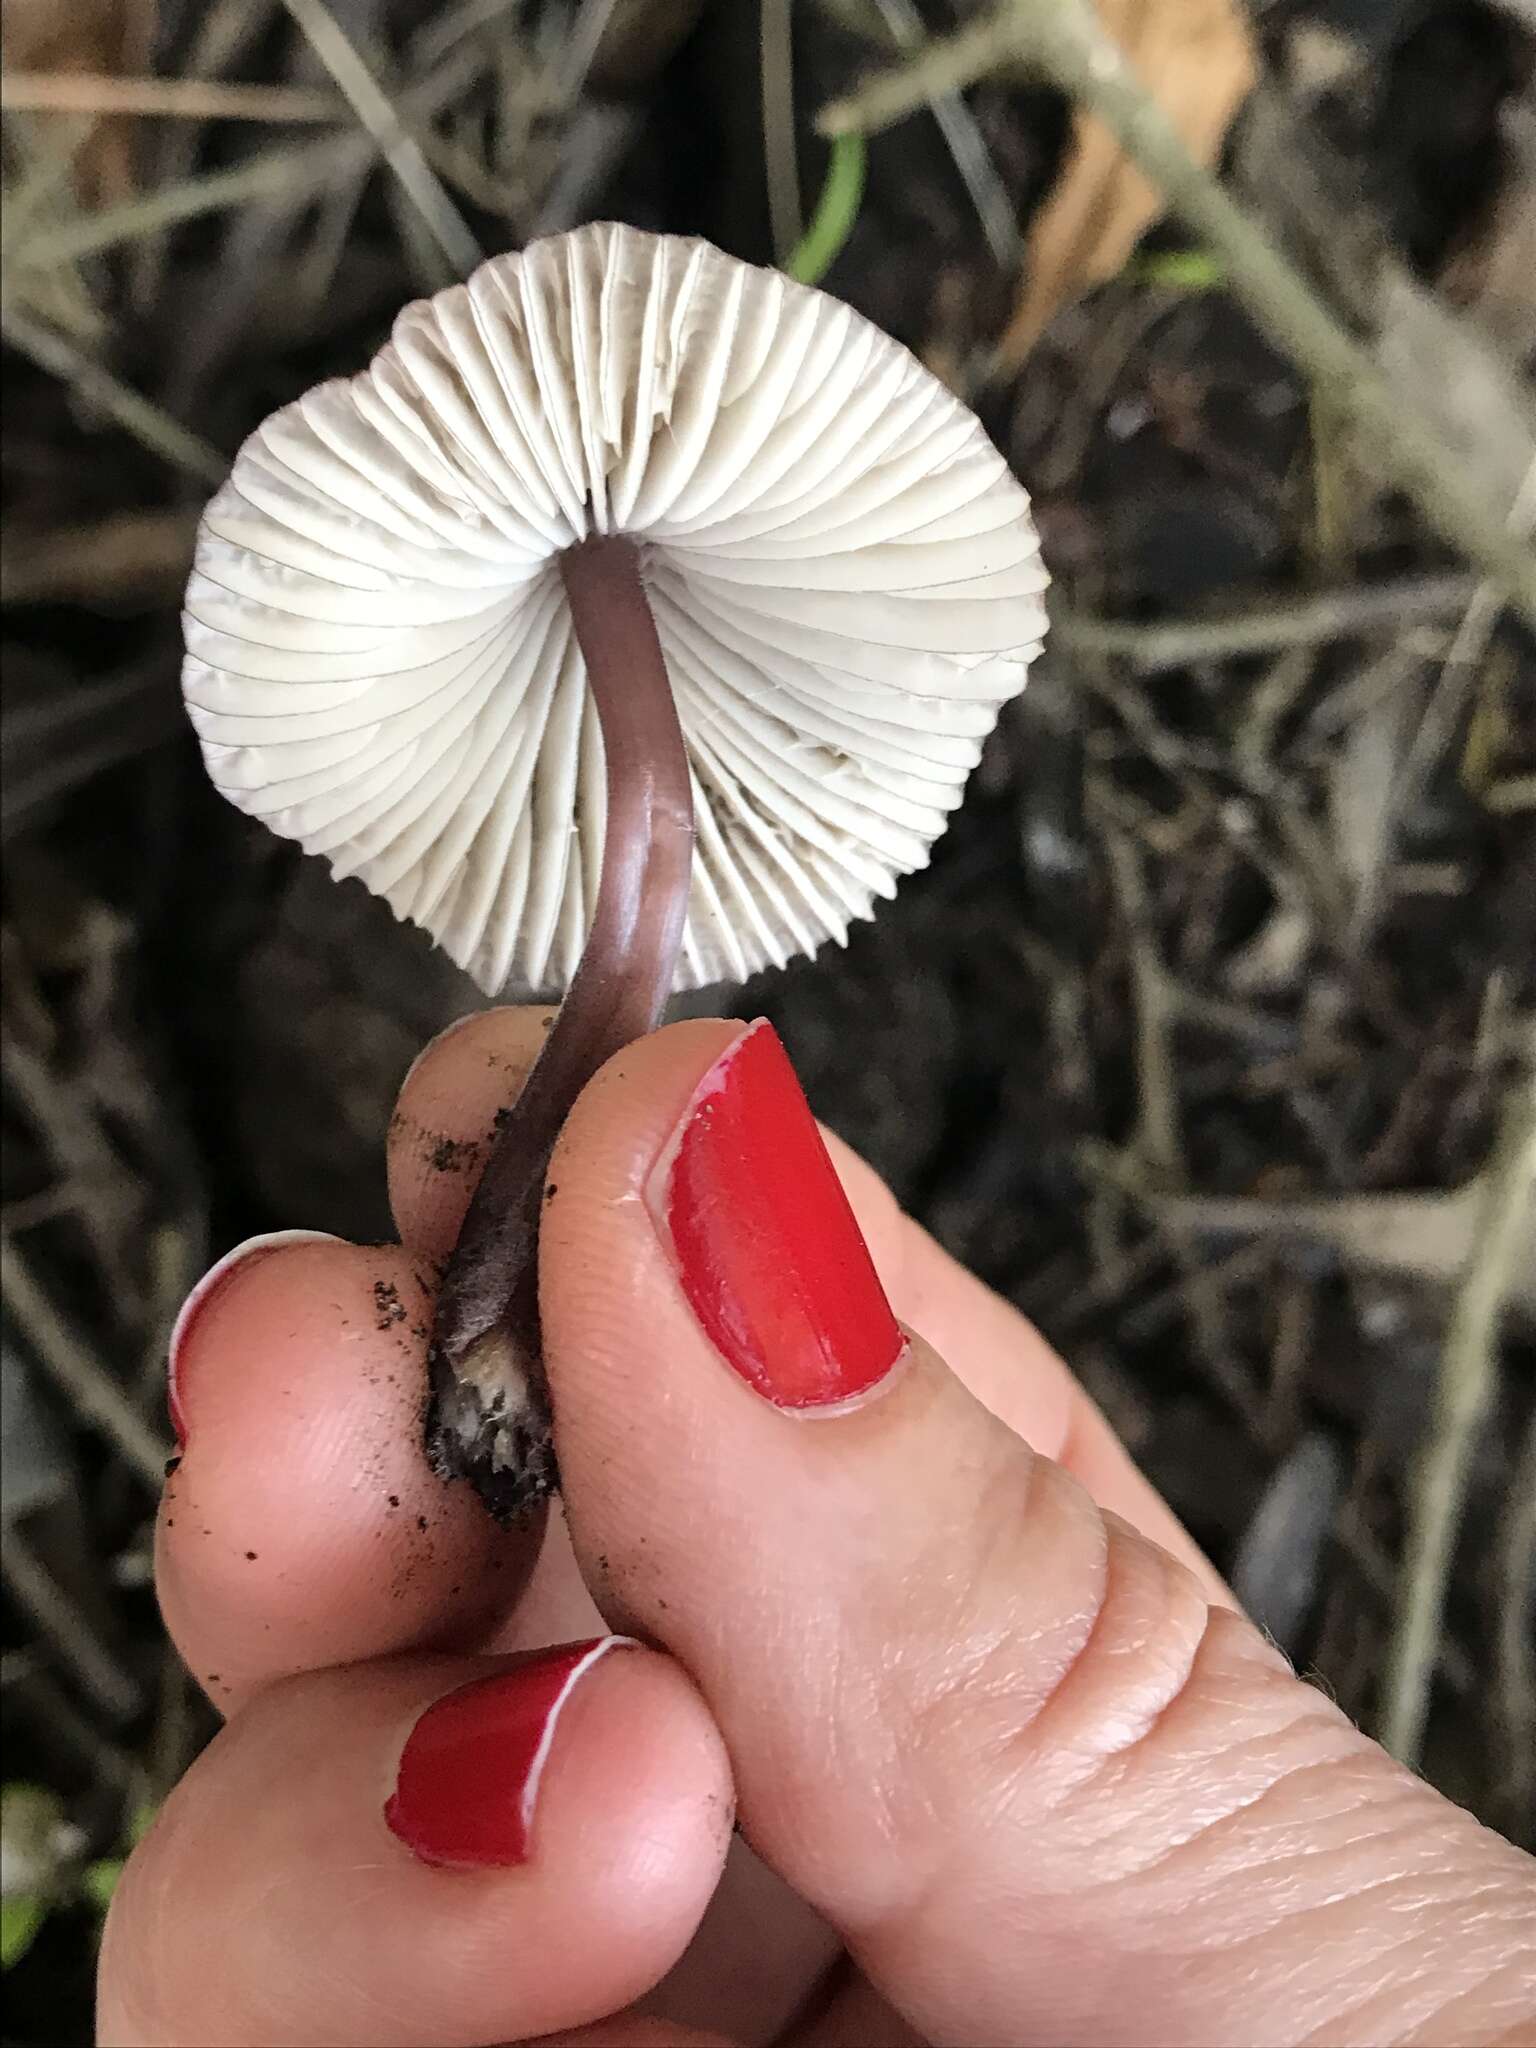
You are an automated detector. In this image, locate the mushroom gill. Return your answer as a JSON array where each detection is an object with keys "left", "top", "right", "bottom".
[{"left": 181, "top": 222, "right": 1047, "bottom": 1517}]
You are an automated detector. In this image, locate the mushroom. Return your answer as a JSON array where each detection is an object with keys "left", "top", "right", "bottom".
[{"left": 181, "top": 221, "right": 1047, "bottom": 1518}]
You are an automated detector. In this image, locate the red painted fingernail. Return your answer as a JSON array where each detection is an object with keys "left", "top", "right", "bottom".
[
  {"left": 648, "top": 1020, "right": 905, "bottom": 1411},
  {"left": 385, "top": 1638, "right": 628, "bottom": 1868},
  {"left": 167, "top": 1230, "right": 340, "bottom": 1447}
]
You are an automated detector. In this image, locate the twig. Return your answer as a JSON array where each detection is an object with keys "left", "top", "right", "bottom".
[
  {"left": 1390, "top": 460, "right": 1536, "bottom": 832},
  {"left": 1493, "top": 1408, "right": 1536, "bottom": 1843},
  {"left": 2, "top": 1239, "right": 170, "bottom": 1492},
  {"left": 2, "top": 1034, "right": 140, "bottom": 1303},
  {"left": 1053, "top": 573, "right": 1476, "bottom": 671},
  {"left": 818, "top": 0, "right": 1536, "bottom": 628},
  {"left": 1380, "top": 1071, "right": 1536, "bottom": 1766},
  {"left": 1, "top": 305, "right": 226, "bottom": 483},
  {"left": 1099, "top": 822, "right": 1183, "bottom": 1178},
  {"left": 0, "top": 1527, "right": 141, "bottom": 1722},
  {"left": 1150, "top": 1182, "right": 1536, "bottom": 1305},
  {"left": 280, "top": 0, "right": 481, "bottom": 282},
  {"left": 1079, "top": 1142, "right": 1267, "bottom": 1422},
  {"left": 867, "top": 0, "right": 1022, "bottom": 269},
  {"left": 1, "top": 71, "right": 342, "bottom": 123},
  {"left": 1300, "top": 641, "right": 1436, "bottom": 750}
]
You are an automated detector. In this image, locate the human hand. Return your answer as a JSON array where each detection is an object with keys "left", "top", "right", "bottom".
[{"left": 99, "top": 1012, "right": 1536, "bottom": 2046}]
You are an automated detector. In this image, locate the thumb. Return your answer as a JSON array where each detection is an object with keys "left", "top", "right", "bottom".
[{"left": 543, "top": 1018, "right": 1536, "bottom": 2048}]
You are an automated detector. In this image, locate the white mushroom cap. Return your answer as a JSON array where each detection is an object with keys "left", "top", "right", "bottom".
[{"left": 182, "top": 222, "right": 1047, "bottom": 995}]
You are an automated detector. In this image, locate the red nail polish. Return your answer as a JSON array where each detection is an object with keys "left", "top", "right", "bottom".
[
  {"left": 167, "top": 1230, "right": 340, "bottom": 1447},
  {"left": 385, "top": 1639, "right": 624, "bottom": 1869},
  {"left": 651, "top": 1021, "right": 904, "bottom": 1411}
]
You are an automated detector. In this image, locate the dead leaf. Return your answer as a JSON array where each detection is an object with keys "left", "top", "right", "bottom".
[{"left": 1000, "top": 0, "right": 1255, "bottom": 364}]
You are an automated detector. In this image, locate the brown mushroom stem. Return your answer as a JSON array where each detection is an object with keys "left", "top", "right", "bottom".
[{"left": 425, "top": 535, "right": 694, "bottom": 1520}]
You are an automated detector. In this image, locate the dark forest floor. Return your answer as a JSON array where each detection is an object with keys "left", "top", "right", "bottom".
[{"left": 3, "top": 2, "right": 1534, "bottom": 2039}]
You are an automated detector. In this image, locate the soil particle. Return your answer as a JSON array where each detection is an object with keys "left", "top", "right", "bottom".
[
  {"left": 428, "top": 1134, "right": 477, "bottom": 1173},
  {"left": 373, "top": 1279, "right": 407, "bottom": 1330}
]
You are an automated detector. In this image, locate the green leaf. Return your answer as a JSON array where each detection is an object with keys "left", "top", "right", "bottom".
[
  {"left": 1131, "top": 248, "right": 1226, "bottom": 291},
  {"left": 1, "top": 1893, "right": 48, "bottom": 1970}
]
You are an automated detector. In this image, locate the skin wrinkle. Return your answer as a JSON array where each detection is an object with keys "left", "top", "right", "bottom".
[
  {"left": 1311, "top": 1906, "right": 1533, "bottom": 2041},
  {"left": 1257, "top": 1893, "right": 1524, "bottom": 2048},
  {"left": 884, "top": 1428, "right": 1087, "bottom": 1737},
  {"left": 864, "top": 1589, "right": 1532, "bottom": 2046},
  {"left": 1078, "top": 1719, "right": 1398, "bottom": 1888},
  {"left": 1398, "top": 1961, "right": 1536, "bottom": 2048},
  {"left": 1167, "top": 1778, "right": 1433, "bottom": 1907},
  {"left": 983, "top": 1531, "right": 1211, "bottom": 1848},
  {"left": 813, "top": 1400, "right": 1104, "bottom": 1893},
  {"left": 789, "top": 1453, "right": 1133, "bottom": 1962},
  {"left": 1146, "top": 1848, "right": 1535, "bottom": 2046}
]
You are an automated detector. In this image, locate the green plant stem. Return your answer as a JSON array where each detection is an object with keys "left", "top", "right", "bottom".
[{"left": 786, "top": 132, "right": 866, "bottom": 286}]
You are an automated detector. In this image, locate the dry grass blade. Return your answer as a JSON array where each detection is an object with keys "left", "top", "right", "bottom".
[
  {"left": 1053, "top": 574, "right": 1476, "bottom": 671},
  {"left": 279, "top": 0, "right": 482, "bottom": 281},
  {"left": 1, "top": 304, "right": 225, "bottom": 482},
  {"left": 1380, "top": 1072, "right": 1536, "bottom": 1766},
  {"left": 0, "top": 1528, "right": 142, "bottom": 1722},
  {"left": 868, "top": 0, "right": 1022, "bottom": 268},
  {"left": 2, "top": 71, "right": 343, "bottom": 122},
  {"left": 4, "top": 129, "right": 370, "bottom": 273}
]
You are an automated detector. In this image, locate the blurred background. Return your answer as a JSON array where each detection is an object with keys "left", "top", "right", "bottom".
[{"left": 2, "top": 0, "right": 1534, "bottom": 2037}]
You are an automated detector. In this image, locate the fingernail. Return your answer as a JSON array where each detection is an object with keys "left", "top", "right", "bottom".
[
  {"left": 385, "top": 1638, "right": 630, "bottom": 1868},
  {"left": 647, "top": 1020, "right": 905, "bottom": 1411},
  {"left": 167, "top": 1230, "right": 341, "bottom": 1447}
]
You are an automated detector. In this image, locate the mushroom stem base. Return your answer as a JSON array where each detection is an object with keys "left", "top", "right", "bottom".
[{"left": 424, "top": 536, "right": 695, "bottom": 1521}]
